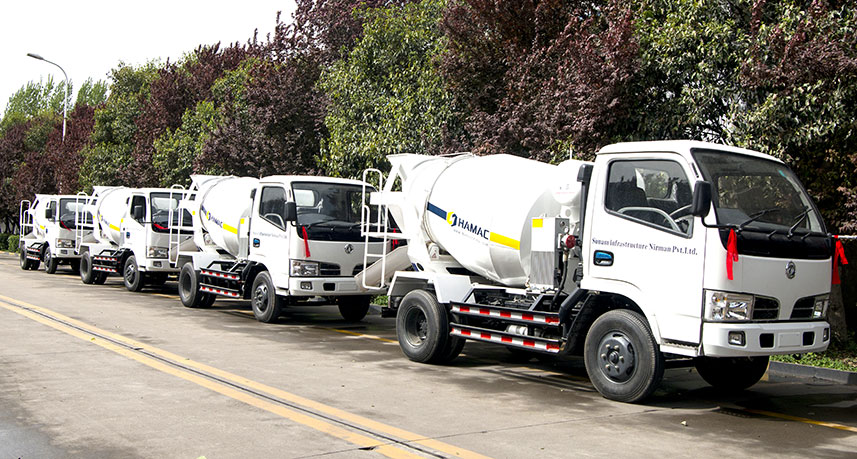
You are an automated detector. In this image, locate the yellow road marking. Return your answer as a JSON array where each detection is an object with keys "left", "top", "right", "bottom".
[
  {"left": 0, "top": 294, "right": 491, "bottom": 459},
  {"left": 745, "top": 409, "right": 857, "bottom": 433},
  {"left": 325, "top": 327, "right": 399, "bottom": 344}
]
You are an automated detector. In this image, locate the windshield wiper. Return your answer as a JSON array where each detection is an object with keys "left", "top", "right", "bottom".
[
  {"left": 737, "top": 208, "right": 780, "bottom": 231},
  {"left": 787, "top": 208, "right": 812, "bottom": 238}
]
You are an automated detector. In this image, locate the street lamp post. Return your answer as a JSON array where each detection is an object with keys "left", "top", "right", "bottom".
[{"left": 27, "top": 53, "right": 68, "bottom": 142}]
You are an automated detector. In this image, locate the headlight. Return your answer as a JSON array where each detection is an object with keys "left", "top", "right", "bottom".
[
  {"left": 57, "top": 239, "right": 75, "bottom": 248},
  {"left": 291, "top": 260, "right": 319, "bottom": 277},
  {"left": 147, "top": 246, "right": 169, "bottom": 259},
  {"left": 705, "top": 290, "right": 754, "bottom": 321},
  {"left": 812, "top": 295, "right": 829, "bottom": 319}
]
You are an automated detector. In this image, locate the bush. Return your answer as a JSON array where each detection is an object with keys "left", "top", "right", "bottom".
[
  {"left": 0, "top": 233, "right": 8, "bottom": 251},
  {"left": 7, "top": 235, "right": 19, "bottom": 252}
]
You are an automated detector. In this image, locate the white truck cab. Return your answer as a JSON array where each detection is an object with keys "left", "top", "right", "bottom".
[
  {"left": 79, "top": 186, "right": 193, "bottom": 291},
  {"left": 177, "top": 175, "right": 387, "bottom": 323},
  {"left": 19, "top": 194, "right": 94, "bottom": 273}
]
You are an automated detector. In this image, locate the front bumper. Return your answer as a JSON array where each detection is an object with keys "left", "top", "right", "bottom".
[
  {"left": 286, "top": 277, "right": 382, "bottom": 297},
  {"left": 701, "top": 321, "right": 830, "bottom": 357}
]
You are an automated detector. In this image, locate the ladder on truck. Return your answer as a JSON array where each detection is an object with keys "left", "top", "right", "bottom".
[
  {"left": 74, "top": 192, "right": 90, "bottom": 254},
  {"left": 167, "top": 184, "right": 186, "bottom": 266},
  {"left": 359, "top": 169, "right": 407, "bottom": 290},
  {"left": 18, "top": 200, "right": 32, "bottom": 242}
]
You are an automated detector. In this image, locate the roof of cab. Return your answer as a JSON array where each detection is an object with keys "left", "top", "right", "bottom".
[{"left": 596, "top": 140, "right": 782, "bottom": 164}]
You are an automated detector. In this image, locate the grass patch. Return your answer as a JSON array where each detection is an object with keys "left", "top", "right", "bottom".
[{"left": 772, "top": 334, "right": 857, "bottom": 372}]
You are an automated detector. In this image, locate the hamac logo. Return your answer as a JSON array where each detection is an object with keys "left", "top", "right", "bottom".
[{"left": 785, "top": 261, "right": 796, "bottom": 279}]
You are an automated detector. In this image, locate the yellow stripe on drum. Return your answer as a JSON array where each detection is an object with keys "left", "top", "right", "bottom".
[
  {"left": 223, "top": 223, "right": 238, "bottom": 235},
  {"left": 108, "top": 223, "right": 120, "bottom": 232},
  {"left": 532, "top": 218, "right": 543, "bottom": 228},
  {"left": 489, "top": 232, "right": 520, "bottom": 250}
]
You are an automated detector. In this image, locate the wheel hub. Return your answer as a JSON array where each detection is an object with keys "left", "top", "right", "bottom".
[
  {"left": 597, "top": 333, "right": 635, "bottom": 382},
  {"left": 125, "top": 263, "right": 136, "bottom": 284},
  {"left": 254, "top": 284, "right": 269, "bottom": 312},
  {"left": 404, "top": 309, "right": 428, "bottom": 346}
]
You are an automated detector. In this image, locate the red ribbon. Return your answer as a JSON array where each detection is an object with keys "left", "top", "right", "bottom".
[
  {"left": 833, "top": 235, "right": 848, "bottom": 285},
  {"left": 301, "top": 226, "right": 311, "bottom": 257},
  {"left": 727, "top": 229, "right": 739, "bottom": 280}
]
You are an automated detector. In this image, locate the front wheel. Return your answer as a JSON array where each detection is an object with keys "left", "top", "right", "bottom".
[
  {"left": 43, "top": 248, "right": 58, "bottom": 274},
  {"left": 694, "top": 356, "right": 770, "bottom": 391},
  {"left": 124, "top": 255, "right": 144, "bottom": 292},
  {"left": 80, "top": 252, "right": 95, "bottom": 284},
  {"left": 584, "top": 310, "right": 664, "bottom": 403},
  {"left": 336, "top": 296, "right": 372, "bottom": 322},
  {"left": 396, "top": 290, "right": 462, "bottom": 364},
  {"left": 251, "top": 271, "right": 282, "bottom": 323}
]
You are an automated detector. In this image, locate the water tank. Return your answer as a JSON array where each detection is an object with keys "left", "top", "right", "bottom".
[
  {"left": 391, "top": 154, "right": 587, "bottom": 287},
  {"left": 192, "top": 175, "right": 259, "bottom": 257}
]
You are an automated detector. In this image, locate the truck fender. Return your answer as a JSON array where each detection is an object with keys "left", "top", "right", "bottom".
[
  {"left": 388, "top": 272, "right": 472, "bottom": 304},
  {"left": 241, "top": 261, "right": 265, "bottom": 299},
  {"left": 563, "top": 292, "right": 662, "bottom": 355}
]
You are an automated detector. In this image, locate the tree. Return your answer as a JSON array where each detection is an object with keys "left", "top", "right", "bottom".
[
  {"left": 318, "top": 0, "right": 456, "bottom": 177},
  {"left": 441, "top": 0, "right": 639, "bottom": 162},
  {"left": 1, "top": 77, "right": 69, "bottom": 134},
  {"left": 79, "top": 62, "right": 159, "bottom": 190}
]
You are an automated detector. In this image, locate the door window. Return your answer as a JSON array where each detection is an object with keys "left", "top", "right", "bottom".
[
  {"left": 259, "top": 187, "right": 287, "bottom": 230},
  {"left": 604, "top": 159, "right": 693, "bottom": 235},
  {"left": 130, "top": 196, "right": 147, "bottom": 223}
]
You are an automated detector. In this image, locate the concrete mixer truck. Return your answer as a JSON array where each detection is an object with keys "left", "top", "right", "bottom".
[
  {"left": 77, "top": 186, "right": 194, "bottom": 291},
  {"left": 360, "top": 140, "right": 834, "bottom": 403},
  {"left": 174, "top": 175, "right": 387, "bottom": 323},
  {"left": 19, "top": 194, "right": 94, "bottom": 273}
]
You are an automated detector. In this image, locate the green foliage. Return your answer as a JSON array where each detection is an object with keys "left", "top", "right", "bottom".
[
  {"left": 318, "top": 0, "right": 455, "bottom": 177},
  {"left": 772, "top": 332, "right": 857, "bottom": 372},
  {"left": 76, "top": 79, "right": 109, "bottom": 107},
  {"left": 1, "top": 77, "right": 67, "bottom": 134},
  {"left": 0, "top": 233, "right": 9, "bottom": 250},
  {"left": 153, "top": 100, "right": 219, "bottom": 187},
  {"left": 79, "top": 62, "right": 159, "bottom": 190},
  {"left": 7, "top": 234, "right": 19, "bottom": 252},
  {"left": 632, "top": 0, "right": 747, "bottom": 142}
]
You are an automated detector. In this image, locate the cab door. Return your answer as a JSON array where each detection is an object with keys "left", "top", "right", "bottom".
[
  {"left": 122, "top": 193, "right": 147, "bottom": 252},
  {"left": 583, "top": 154, "right": 706, "bottom": 347},
  {"left": 249, "top": 185, "right": 293, "bottom": 288}
]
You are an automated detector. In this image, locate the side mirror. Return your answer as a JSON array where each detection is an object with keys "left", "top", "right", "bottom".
[
  {"left": 692, "top": 181, "right": 712, "bottom": 218},
  {"left": 132, "top": 205, "right": 145, "bottom": 221},
  {"left": 284, "top": 201, "right": 297, "bottom": 222},
  {"left": 45, "top": 207, "right": 55, "bottom": 220}
]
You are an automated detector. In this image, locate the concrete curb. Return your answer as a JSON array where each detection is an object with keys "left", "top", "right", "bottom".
[{"left": 768, "top": 361, "right": 857, "bottom": 385}]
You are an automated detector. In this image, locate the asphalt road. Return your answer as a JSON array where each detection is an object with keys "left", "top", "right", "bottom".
[{"left": 1, "top": 251, "right": 856, "bottom": 458}]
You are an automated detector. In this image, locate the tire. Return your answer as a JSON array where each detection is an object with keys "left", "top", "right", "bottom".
[
  {"left": 251, "top": 271, "right": 282, "bottom": 323},
  {"left": 694, "top": 356, "right": 770, "bottom": 391},
  {"left": 395, "top": 290, "right": 461, "bottom": 364},
  {"left": 19, "top": 247, "right": 35, "bottom": 271},
  {"left": 80, "top": 252, "right": 95, "bottom": 284},
  {"left": 179, "top": 263, "right": 212, "bottom": 308},
  {"left": 123, "top": 255, "right": 144, "bottom": 292},
  {"left": 584, "top": 309, "right": 664, "bottom": 403},
  {"left": 43, "top": 247, "right": 58, "bottom": 274},
  {"left": 93, "top": 272, "right": 107, "bottom": 285},
  {"left": 70, "top": 259, "right": 80, "bottom": 273},
  {"left": 336, "top": 295, "right": 372, "bottom": 322}
]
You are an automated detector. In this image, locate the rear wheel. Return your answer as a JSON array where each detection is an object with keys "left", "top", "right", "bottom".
[
  {"left": 70, "top": 259, "right": 80, "bottom": 273},
  {"left": 80, "top": 252, "right": 95, "bottom": 284},
  {"left": 93, "top": 272, "right": 107, "bottom": 284},
  {"left": 251, "top": 271, "right": 282, "bottom": 323},
  {"left": 19, "top": 247, "right": 35, "bottom": 271},
  {"left": 179, "top": 263, "right": 213, "bottom": 308},
  {"left": 337, "top": 295, "right": 372, "bottom": 322},
  {"left": 584, "top": 309, "right": 664, "bottom": 403},
  {"left": 43, "top": 247, "right": 58, "bottom": 274},
  {"left": 396, "top": 290, "right": 462, "bottom": 364},
  {"left": 124, "top": 255, "right": 144, "bottom": 292},
  {"left": 694, "top": 356, "right": 770, "bottom": 391}
]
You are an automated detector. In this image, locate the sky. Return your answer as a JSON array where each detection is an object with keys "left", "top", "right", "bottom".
[{"left": 0, "top": 0, "right": 297, "bottom": 117}]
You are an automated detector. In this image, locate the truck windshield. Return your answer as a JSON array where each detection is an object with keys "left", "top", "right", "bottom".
[
  {"left": 292, "top": 182, "right": 375, "bottom": 242},
  {"left": 150, "top": 192, "right": 193, "bottom": 233},
  {"left": 58, "top": 198, "right": 93, "bottom": 230},
  {"left": 692, "top": 150, "right": 825, "bottom": 236}
]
